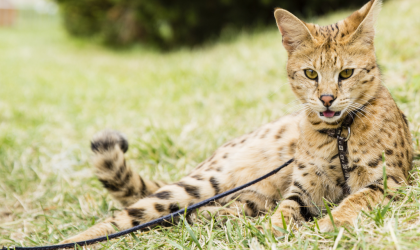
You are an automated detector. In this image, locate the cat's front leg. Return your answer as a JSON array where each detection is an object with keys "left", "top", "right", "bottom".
[
  {"left": 318, "top": 176, "right": 402, "bottom": 232},
  {"left": 270, "top": 196, "right": 312, "bottom": 236},
  {"left": 270, "top": 176, "right": 314, "bottom": 236}
]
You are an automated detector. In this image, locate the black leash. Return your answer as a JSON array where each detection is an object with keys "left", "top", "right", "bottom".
[{"left": 2, "top": 159, "right": 295, "bottom": 250}]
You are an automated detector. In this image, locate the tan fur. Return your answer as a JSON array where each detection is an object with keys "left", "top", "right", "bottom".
[{"left": 61, "top": 0, "right": 412, "bottom": 243}]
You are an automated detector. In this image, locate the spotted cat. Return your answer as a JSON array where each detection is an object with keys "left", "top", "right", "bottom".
[{"left": 61, "top": 0, "right": 412, "bottom": 243}]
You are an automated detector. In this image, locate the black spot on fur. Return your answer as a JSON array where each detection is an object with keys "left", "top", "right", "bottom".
[
  {"left": 91, "top": 133, "right": 128, "bottom": 153},
  {"left": 132, "top": 220, "right": 139, "bottom": 226},
  {"left": 140, "top": 176, "right": 148, "bottom": 197},
  {"left": 154, "top": 203, "right": 166, "bottom": 213},
  {"left": 385, "top": 149, "right": 393, "bottom": 155},
  {"left": 98, "top": 179, "right": 119, "bottom": 192},
  {"left": 196, "top": 162, "right": 204, "bottom": 169},
  {"left": 336, "top": 178, "right": 344, "bottom": 187},
  {"left": 402, "top": 113, "right": 409, "bottom": 126},
  {"left": 124, "top": 186, "right": 135, "bottom": 197},
  {"left": 368, "top": 156, "right": 382, "bottom": 168},
  {"left": 406, "top": 149, "right": 411, "bottom": 162},
  {"left": 275, "top": 127, "right": 286, "bottom": 139},
  {"left": 245, "top": 200, "right": 259, "bottom": 217},
  {"left": 398, "top": 160, "right": 403, "bottom": 168},
  {"left": 293, "top": 181, "right": 309, "bottom": 196},
  {"left": 366, "top": 184, "right": 384, "bottom": 195},
  {"left": 111, "top": 221, "right": 119, "bottom": 229},
  {"left": 154, "top": 181, "right": 161, "bottom": 188},
  {"left": 387, "top": 175, "right": 400, "bottom": 184},
  {"left": 151, "top": 191, "right": 172, "bottom": 200},
  {"left": 329, "top": 165, "right": 336, "bottom": 170},
  {"left": 209, "top": 177, "right": 220, "bottom": 194},
  {"left": 317, "top": 138, "right": 333, "bottom": 149},
  {"left": 330, "top": 154, "right": 339, "bottom": 161},
  {"left": 286, "top": 196, "right": 312, "bottom": 221},
  {"left": 303, "top": 173, "right": 309, "bottom": 177},
  {"left": 123, "top": 169, "right": 132, "bottom": 183},
  {"left": 126, "top": 208, "right": 146, "bottom": 220},
  {"left": 289, "top": 142, "right": 296, "bottom": 151},
  {"left": 115, "top": 168, "right": 122, "bottom": 180},
  {"left": 298, "top": 163, "right": 306, "bottom": 169},
  {"left": 169, "top": 203, "right": 180, "bottom": 213},
  {"left": 103, "top": 160, "right": 114, "bottom": 170},
  {"left": 347, "top": 165, "right": 359, "bottom": 173},
  {"left": 191, "top": 174, "right": 203, "bottom": 181},
  {"left": 311, "top": 120, "right": 321, "bottom": 126},
  {"left": 176, "top": 182, "right": 201, "bottom": 199},
  {"left": 223, "top": 153, "right": 229, "bottom": 159}
]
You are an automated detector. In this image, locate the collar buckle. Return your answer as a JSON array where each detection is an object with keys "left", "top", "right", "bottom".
[{"left": 344, "top": 126, "right": 351, "bottom": 141}]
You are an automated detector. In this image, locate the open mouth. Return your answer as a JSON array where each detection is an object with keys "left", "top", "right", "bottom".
[{"left": 320, "top": 111, "right": 341, "bottom": 118}]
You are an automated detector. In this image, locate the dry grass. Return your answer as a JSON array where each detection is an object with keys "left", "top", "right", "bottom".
[{"left": 0, "top": 0, "right": 419, "bottom": 249}]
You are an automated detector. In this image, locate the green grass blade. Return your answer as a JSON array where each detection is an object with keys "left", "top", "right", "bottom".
[
  {"left": 182, "top": 215, "right": 203, "bottom": 250},
  {"left": 323, "top": 198, "right": 336, "bottom": 231}
]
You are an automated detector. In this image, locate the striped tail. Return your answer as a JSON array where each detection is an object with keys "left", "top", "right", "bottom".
[{"left": 90, "top": 130, "right": 165, "bottom": 207}]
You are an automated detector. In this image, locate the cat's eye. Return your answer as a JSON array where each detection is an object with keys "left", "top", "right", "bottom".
[
  {"left": 339, "top": 69, "right": 354, "bottom": 79},
  {"left": 304, "top": 69, "right": 318, "bottom": 80}
]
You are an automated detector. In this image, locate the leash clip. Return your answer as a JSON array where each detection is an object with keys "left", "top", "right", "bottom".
[{"left": 343, "top": 126, "right": 351, "bottom": 141}]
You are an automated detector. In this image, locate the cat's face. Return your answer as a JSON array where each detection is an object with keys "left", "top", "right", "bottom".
[{"left": 275, "top": 0, "right": 382, "bottom": 124}]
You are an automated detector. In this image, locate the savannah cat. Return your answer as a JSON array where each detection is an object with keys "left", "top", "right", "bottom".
[{"left": 61, "top": 0, "right": 413, "bottom": 243}]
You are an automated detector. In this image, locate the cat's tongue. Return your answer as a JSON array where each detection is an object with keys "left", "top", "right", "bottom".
[{"left": 322, "top": 110, "right": 336, "bottom": 118}]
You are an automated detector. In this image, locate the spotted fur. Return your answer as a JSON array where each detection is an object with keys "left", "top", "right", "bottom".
[{"left": 61, "top": 0, "right": 412, "bottom": 243}]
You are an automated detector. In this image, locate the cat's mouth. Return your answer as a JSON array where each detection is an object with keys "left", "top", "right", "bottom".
[{"left": 320, "top": 111, "right": 341, "bottom": 118}]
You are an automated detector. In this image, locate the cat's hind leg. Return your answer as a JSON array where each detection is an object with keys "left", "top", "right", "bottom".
[{"left": 60, "top": 173, "right": 223, "bottom": 244}]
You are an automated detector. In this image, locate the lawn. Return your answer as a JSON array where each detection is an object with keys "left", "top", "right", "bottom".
[{"left": 1, "top": 0, "right": 420, "bottom": 249}]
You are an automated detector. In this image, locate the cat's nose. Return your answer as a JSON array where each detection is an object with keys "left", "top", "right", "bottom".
[{"left": 320, "top": 95, "right": 335, "bottom": 107}]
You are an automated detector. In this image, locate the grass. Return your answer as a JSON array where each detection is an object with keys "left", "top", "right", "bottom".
[{"left": 0, "top": 0, "right": 420, "bottom": 248}]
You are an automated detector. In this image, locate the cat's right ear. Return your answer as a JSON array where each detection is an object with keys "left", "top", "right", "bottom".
[{"left": 274, "top": 9, "right": 314, "bottom": 53}]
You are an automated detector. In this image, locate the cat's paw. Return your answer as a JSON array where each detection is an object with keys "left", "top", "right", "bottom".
[
  {"left": 91, "top": 129, "right": 128, "bottom": 153},
  {"left": 269, "top": 214, "right": 289, "bottom": 237},
  {"left": 317, "top": 217, "right": 335, "bottom": 232},
  {"left": 317, "top": 216, "right": 352, "bottom": 233}
]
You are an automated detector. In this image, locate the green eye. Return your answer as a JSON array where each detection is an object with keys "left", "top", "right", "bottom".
[
  {"left": 304, "top": 69, "right": 318, "bottom": 80},
  {"left": 339, "top": 69, "right": 354, "bottom": 79}
]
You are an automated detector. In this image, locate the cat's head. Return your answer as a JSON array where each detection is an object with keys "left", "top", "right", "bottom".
[{"left": 275, "top": 0, "right": 382, "bottom": 124}]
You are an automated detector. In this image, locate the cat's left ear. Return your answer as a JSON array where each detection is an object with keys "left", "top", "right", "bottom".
[{"left": 346, "top": 0, "right": 382, "bottom": 46}]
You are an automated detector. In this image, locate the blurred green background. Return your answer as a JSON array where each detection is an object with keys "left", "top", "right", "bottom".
[
  {"left": 0, "top": 0, "right": 419, "bottom": 248},
  {"left": 53, "top": 0, "right": 370, "bottom": 49}
]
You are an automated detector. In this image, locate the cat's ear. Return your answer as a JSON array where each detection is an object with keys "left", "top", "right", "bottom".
[
  {"left": 274, "top": 8, "right": 314, "bottom": 53},
  {"left": 345, "top": 0, "right": 382, "bottom": 46}
]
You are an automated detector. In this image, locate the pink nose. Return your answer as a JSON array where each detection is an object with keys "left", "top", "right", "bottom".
[{"left": 320, "top": 95, "right": 334, "bottom": 107}]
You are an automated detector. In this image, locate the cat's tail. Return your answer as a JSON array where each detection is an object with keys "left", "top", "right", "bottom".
[{"left": 90, "top": 130, "right": 165, "bottom": 207}]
